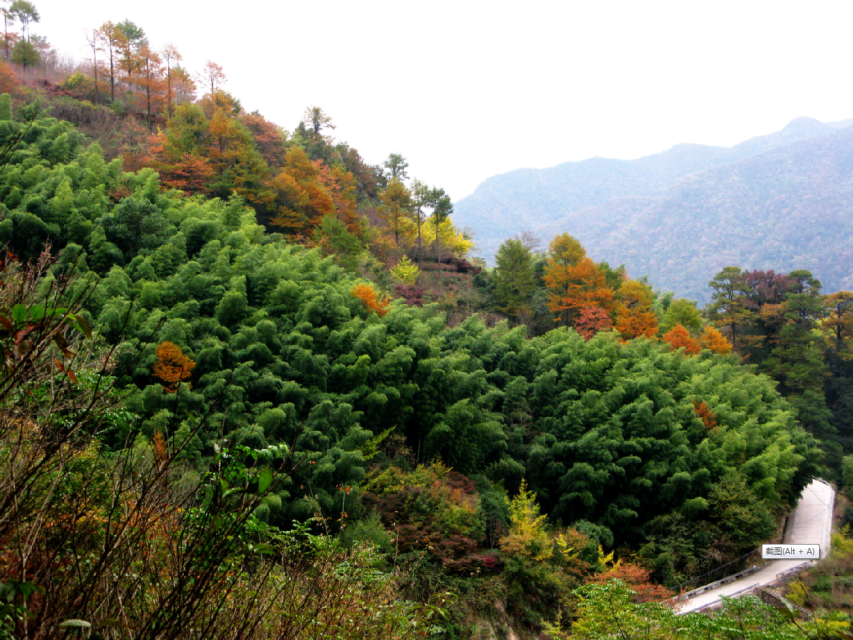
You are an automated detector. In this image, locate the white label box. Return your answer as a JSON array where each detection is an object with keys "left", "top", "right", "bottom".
[{"left": 761, "top": 544, "right": 820, "bottom": 559}]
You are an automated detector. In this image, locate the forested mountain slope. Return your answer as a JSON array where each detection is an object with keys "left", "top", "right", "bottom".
[
  {"left": 0, "top": 100, "right": 822, "bottom": 598},
  {"left": 1, "top": 7, "right": 852, "bottom": 632},
  {"left": 457, "top": 117, "right": 853, "bottom": 300}
]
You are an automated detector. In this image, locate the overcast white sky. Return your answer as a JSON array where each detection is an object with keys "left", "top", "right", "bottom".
[{"left": 31, "top": 0, "right": 853, "bottom": 201}]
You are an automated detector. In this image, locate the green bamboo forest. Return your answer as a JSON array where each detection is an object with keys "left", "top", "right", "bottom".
[{"left": 0, "top": 7, "right": 852, "bottom": 639}]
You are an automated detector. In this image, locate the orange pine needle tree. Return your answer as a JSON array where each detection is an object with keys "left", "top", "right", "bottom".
[
  {"left": 590, "top": 562, "right": 672, "bottom": 603},
  {"left": 316, "top": 161, "right": 359, "bottom": 233},
  {"left": 662, "top": 324, "right": 701, "bottom": 355},
  {"left": 692, "top": 400, "right": 718, "bottom": 430},
  {"left": 543, "top": 234, "right": 617, "bottom": 327},
  {"left": 152, "top": 430, "right": 168, "bottom": 467},
  {"left": 152, "top": 341, "right": 196, "bottom": 392},
  {"left": 268, "top": 147, "right": 333, "bottom": 235},
  {"left": 351, "top": 283, "right": 390, "bottom": 317},
  {"left": 614, "top": 280, "right": 658, "bottom": 340},
  {"left": 546, "top": 257, "right": 615, "bottom": 325}
]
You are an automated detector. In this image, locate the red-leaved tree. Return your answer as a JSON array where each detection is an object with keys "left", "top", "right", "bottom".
[{"left": 573, "top": 306, "right": 614, "bottom": 340}]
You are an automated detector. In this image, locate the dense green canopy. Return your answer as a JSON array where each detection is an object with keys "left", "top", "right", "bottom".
[{"left": 0, "top": 102, "right": 821, "bottom": 562}]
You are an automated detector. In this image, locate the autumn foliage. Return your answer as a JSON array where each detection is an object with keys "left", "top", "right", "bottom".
[
  {"left": 574, "top": 306, "right": 614, "bottom": 340},
  {"left": 544, "top": 235, "right": 616, "bottom": 326},
  {"left": 499, "top": 479, "right": 552, "bottom": 561},
  {"left": 549, "top": 257, "right": 614, "bottom": 321},
  {"left": 268, "top": 147, "right": 334, "bottom": 235},
  {"left": 701, "top": 325, "right": 733, "bottom": 355},
  {"left": 152, "top": 341, "right": 196, "bottom": 392},
  {"left": 152, "top": 430, "right": 168, "bottom": 466},
  {"left": 0, "top": 62, "right": 17, "bottom": 96},
  {"left": 589, "top": 562, "right": 673, "bottom": 603},
  {"left": 662, "top": 324, "right": 701, "bottom": 355},
  {"left": 350, "top": 283, "right": 391, "bottom": 317},
  {"left": 693, "top": 400, "right": 718, "bottom": 430},
  {"left": 615, "top": 280, "right": 659, "bottom": 340},
  {"left": 823, "top": 291, "right": 853, "bottom": 349},
  {"left": 148, "top": 131, "right": 214, "bottom": 192}
]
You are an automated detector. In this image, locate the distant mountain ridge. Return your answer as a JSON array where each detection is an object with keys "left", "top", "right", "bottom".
[{"left": 456, "top": 117, "right": 853, "bottom": 302}]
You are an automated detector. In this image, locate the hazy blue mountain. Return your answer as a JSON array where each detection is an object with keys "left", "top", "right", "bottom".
[{"left": 456, "top": 117, "right": 853, "bottom": 302}]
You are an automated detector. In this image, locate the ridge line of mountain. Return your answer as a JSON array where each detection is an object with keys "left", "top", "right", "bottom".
[{"left": 456, "top": 116, "right": 853, "bottom": 302}]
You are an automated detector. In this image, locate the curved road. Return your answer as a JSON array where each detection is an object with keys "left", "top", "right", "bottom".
[{"left": 677, "top": 479, "right": 835, "bottom": 614}]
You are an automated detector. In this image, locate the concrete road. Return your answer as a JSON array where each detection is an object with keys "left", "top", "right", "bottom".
[{"left": 676, "top": 479, "right": 835, "bottom": 614}]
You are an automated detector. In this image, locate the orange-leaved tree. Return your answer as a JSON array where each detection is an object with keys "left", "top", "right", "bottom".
[
  {"left": 137, "top": 43, "right": 165, "bottom": 130},
  {"left": 589, "top": 562, "right": 672, "bottom": 603},
  {"left": 317, "top": 161, "right": 359, "bottom": 233},
  {"left": 152, "top": 429, "right": 168, "bottom": 467},
  {"left": 146, "top": 104, "right": 214, "bottom": 194},
  {"left": 662, "top": 324, "right": 701, "bottom": 355},
  {"left": 614, "top": 279, "right": 658, "bottom": 340},
  {"left": 351, "top": 283, "right": 390, "bottom": 317},
  {"left": 693, "top": 400, "right": 718, "bottom": 430},
  {"left": 546, "top": 256, "right": 615, "bottom": 326},
  {"left": 268, "top": 147, "right": 333, "bottom": 236},
  {"left": 241, "top": 111, "right": 287, "bottom": 169},
  {"left": 544, "top": 233, "right": 588, "bottom": 325},
  {"left": 701, "top": 325, "right": 732, "bottom": 355},
  {"left": 152, "top": 341, "right": 196, "bottom": 392}
]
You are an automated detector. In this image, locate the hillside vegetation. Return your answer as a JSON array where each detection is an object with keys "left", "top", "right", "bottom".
[{"left": 0, "top": 8, "right": 851, "bottom": 638}]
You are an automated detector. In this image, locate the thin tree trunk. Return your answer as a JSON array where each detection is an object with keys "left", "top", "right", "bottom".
[
  {"left": 416, "top": 208, "right": 422, "bottom": 266},
  {"left": 146, "top": 83, "right": 152, "bottom": 130},
  {"left": 434, "top": 217, "right": 441, "bottom": 280},
  {"left": 87, "top": 30, "right": 100, "bottom": 98},
  {"left": 109, "top": 48, "right": 115, "bottom": 101},
  {"left": 166, "top": 67, "right": 172, "bottom": 117}
]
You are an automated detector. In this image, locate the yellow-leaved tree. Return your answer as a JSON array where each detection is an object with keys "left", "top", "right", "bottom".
[
  {"left": 419, "top": 217, "right": 473, "bottom": 257},
  {"left": 499, "top": 479, "right": 553, "bottom": 561},
  {"left": 701, "top": 325, "right": 733, "bottom": 355},
  {"left": 390, "top": 255, "right": 420, "bottom": 285}
]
